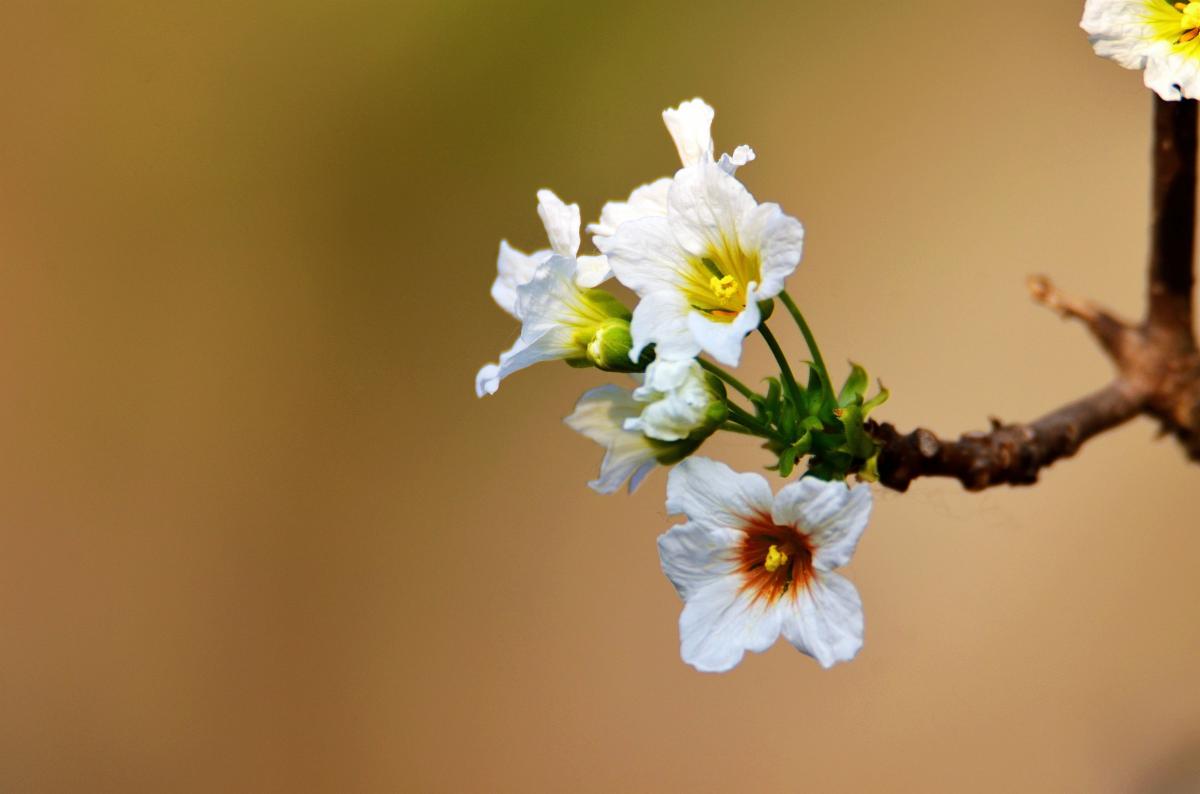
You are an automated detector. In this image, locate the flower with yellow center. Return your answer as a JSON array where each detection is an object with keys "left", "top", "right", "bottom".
[
  {"left": 657, "top": 457, "right": 873, "bottom": 672},
  {"left": 603, "top": 161, "right": 804, "bottom": 366},
  {"left": 1083, "top": 0, "right": 1200, "bottom": 99}
]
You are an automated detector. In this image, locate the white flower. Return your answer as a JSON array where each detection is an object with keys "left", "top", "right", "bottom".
[
  {"left": 490, "top": 189, "right": 610, "bottom": 318},
  {"left": 604, "top": 162, "right": 805, "bottom": 367},
  {"left": 1083, "top": 0, "right": 1200, "bottom": 100},
  {"left": 565, "top": 366, "right": 726, "bottom": 493},
  {"left": 564, "top": 385, "right": 662, "bottom": 494},
  {"left": 588, "top": 98, "right": 755, "bottom": 252},
  {"left": 625, "top": 359, "right": 719, "bottom": 442},
  {"left": 657, "top": 457, "right": 873, "bottom": 672},
  {"left": 475, "top": 256, "right": 630, "bottom": 397}
]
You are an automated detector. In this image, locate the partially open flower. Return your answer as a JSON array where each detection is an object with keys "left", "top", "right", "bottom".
[
  {"left": 475, "top": 257, "right": 633, "bottom": 397},
  {"left": 1083, "top": 0, "right": 1200, "bottom": 100},
  {"left": 490, "top": 189, "right": 610, "bottom": 318},
  {"left": 604, "top": 162, "right": 804, "bottom": 366},
  {"left": 587, "top": 98, "right": 755, "bottom": 252},
  {"left": 565, "top": 367, "right": 726, "bottom": 493},
  {"left": 658, "top": 457, "right": 872, "bottom": 672}
]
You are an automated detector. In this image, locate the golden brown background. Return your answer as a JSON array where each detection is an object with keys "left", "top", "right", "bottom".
[{"left": 1, "top": 1, "right": 1198, "bottom": 792}]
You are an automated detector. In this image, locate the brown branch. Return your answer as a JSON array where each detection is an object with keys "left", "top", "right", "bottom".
[{"left": 870, "top": 97, "right": 1200, "bottom": 491}]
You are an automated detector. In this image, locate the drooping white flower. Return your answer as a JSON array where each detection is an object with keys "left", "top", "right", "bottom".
[
  {"left": 587, "top": 98, "right": 755, "bottom": 252},
  {"left": 657, "top": 457, "right": 873, "bottom": 672},
  {"left": 565, "top": 366, "right": 726, "bottom": 493},
  {"left": 490, "top": 189, "right": 610, "bottom": 318},
  {"left": 603, "top": 162, "right": 805, "bottom": 367},
  {"left": 1083, "top": 0, "right": 1200, "bottom": 100},
  {"left": 475, "top": 256, "right": 631, "bottom": 397}
]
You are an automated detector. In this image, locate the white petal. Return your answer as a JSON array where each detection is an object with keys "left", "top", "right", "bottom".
[
  {"left": 514, "top": 255, "right": 588, "bottom": 334},
  {"left": 564, "top": 385, "right": 659, "bottom": 494},
  {"left": 605, "top": 215, "right": 688, "bottom": 297},
  {"left": 717, "top": 144, "right": 756, "bottom": 175},
  {"left": 772, "top": 478, "right": 873, "bottom": 571},
  {"left": 662, "top": 98, "right": 715, "bottom": 167},
  {"left": 686, "top": 292, "right": 761, "bottom": 367},
  {"left": 536, "top": 189, "right": 582, "bottom": 257},
  {"left": 779, "top": 571, "right": 864, "bottom": 668},
  {"left": 677, "top": 576, "right": 784, "bottom": 673},
  {"left": 666, "top": 457, "right": 773, "bottom": 530},
  {"left": 491, "top": 240, "right": 551, "bottom": 318},
  {"left": 737, "top": 203, "right": 804, "bottom": 299},
  {"left": 629, "top": 290, "right": 700, "bottom": 363},
  {"left": 475, "top": 362, "right": 501, "bottom": 397},
  {"left": 666, "top": 163, "right": 759, "bottom": 261},
  {"left": 574, "top": 254, "right": 611, "bottom": 288},
  {"left": 657, "top": 517, "right": 741, "bottom": 600},
  {"left": 589, "top": 178, "right": 672, "bottom": 251}
]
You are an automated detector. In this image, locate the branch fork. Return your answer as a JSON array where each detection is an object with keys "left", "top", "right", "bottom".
[{"left": 870, "top": 98, "right": 1200, "bottom": 491}]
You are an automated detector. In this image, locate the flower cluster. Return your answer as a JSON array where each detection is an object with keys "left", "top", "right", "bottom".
[{"left": 476, "top": 100, "right": 887, "bottom": 672}]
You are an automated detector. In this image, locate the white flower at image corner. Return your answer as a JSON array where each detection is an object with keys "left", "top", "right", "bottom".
[
  {"left": 657, "top": 457, "right": 873, "bottom": 673},
  {"left": 490, "top": 189, "right": 611, "bottom": 318},
  {"left": 1082, "top": 0, "right": 1200, "bottom": 100},
  {"left": 564, "top": 360, "right": 726, "bottom": 493},
  {"left": 475, "top": 254, "right": 629, "bottom": 397},
  {"left": 587, "top": 98, "right": 756, "bottom": 252},
  {"left": 603, "top": 160, "right": 805, "bottom": 367}
]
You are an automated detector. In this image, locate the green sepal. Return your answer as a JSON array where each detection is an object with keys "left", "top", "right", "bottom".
[
  {"left": 838, "top": 362, "right": 869, "bottom": 408},
  {"left": 757, "top": 298, "right": 775, "bottom": 323}
]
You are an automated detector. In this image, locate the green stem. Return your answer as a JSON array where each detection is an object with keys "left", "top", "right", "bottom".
[
  {"left": 720, "top": 420, "right": 763, "bottom": 437},
  {"left": 757, "top": 322, "right": 802, "bottom": 409},
  {"left": 697, "top": 358, "right": 757, "bottom": 403},
  {"left": 725, "top": 402, "right": 776, "bottom": 439},
  {"left": 779, "top": 290, "right": 835, "bottom": 404}
]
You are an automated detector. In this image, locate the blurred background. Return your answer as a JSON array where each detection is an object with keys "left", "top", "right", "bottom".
[{"left": 1, "top": 1, "right": 1198, "bottom": 791}]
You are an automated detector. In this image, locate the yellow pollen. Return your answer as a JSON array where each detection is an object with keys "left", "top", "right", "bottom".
[
  {"left": 709, "top": 274, "right": 739, "bottom": 303},
  {"left": 764, "top": 544, "right": 788, "bottom": 573},
  {"left": 1178, "top": 2, "right": 1200, "bottom": 33}
]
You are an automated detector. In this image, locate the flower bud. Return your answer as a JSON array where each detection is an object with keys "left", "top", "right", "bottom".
[{"left": 586, "top": 318, "right": 642, "bottom": 372}]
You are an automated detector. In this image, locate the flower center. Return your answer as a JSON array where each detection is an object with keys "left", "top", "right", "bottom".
[
  {"left": 735, "top": 513, "right": 814, "bottom": 603},
  {"left": 709, "top": 274, "right": 739, "bottom": 303},
  {"left": 1176, "top": 1, "right": 1200, "bottom": 41}
]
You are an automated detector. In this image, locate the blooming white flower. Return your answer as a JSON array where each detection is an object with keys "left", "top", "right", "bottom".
[
  {"left": 475, "top": 255, "right": 631, "bottom": 397},
  {"left": 587, "top": 98, "right": 755, "bottom": 252},
  {"left": 490, "top": 189, "right": 610, "bottom": 318},
  {"left": 1083, "top": 0, "right": 1200, "bottom": 100},
  {"left": 657, "top": 457, "right": 872, "bottom": 672},
  {"left": 565, "top": 365, "right": 726, "bottom": 493},
  {"left": 603, "top": 161, "right": 805, "bottom": 367}
]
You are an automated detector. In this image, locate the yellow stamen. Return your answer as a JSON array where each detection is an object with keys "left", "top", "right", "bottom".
[
  {"left": 1179, "top": 1, "right": 1200, "bottom": 33},
  {"left": 764, "top": 544, "right": 788, "bottom": 573},
  {"left": 709, "top": 274, "right": 739, "bottom": 303}
]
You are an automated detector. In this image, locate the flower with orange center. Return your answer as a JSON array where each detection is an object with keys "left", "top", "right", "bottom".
[
  {"left": 657, "top": 457, "right": 873, "bottom": 672},
  {"left": 1083, "top": 0, "right": 1200, "bottom": 99}
]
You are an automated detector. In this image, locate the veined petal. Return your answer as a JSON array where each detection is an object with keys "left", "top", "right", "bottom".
[
  {"left": 536, "top": 189, "right": 582, "bottom": 257},
  {"left": 1081, "top": 0, "right": 1200, "bottom": 100},
  {"left": 629, "top": 289, "right": 700, "bottom": 363},
  {"left": 588, "top": 178, "right": 671, "bottom": 251},
  {"left": 666, "top": 163, "right": 759, "bottom": 261},
  {"left": 628, "top": 359, "right": 716, "bottom": 442},
  {"left": 737, "top": 203, "right": 804, "bottom": 299},
  {"left": 483, "top": 326, "right": 578, "bottom": 396},
  {"left": 605, "top": 215, "right": 687, "bottom": 296},
  {"left": 666, "top": 457, "right": 774, "bottom": 530},
  {"left": 779, "top": 571, "right": 864, "bottom": 668},
  {"left": 686, "top": 288, "right": 761, "bottom": 366},
  {"left": 658, "top": 517, "right": 741, "bottom": 600},
  {"left": 565, "top": 385, "right": 659, "bottom": 494},
  {"left": 662, "top": 98, "right": 715, "bottom": 168},
  {"left": 475, "top": 362, "right": 501, "bottom": 398},
  {"left": 677, "top": 576, "right": 784, "bottom": 673},
  {"left": 491, "top": 240, "right": 551, "bottom": 318},
  {"left": 772, "top": 478, "right": 873, "bottom": 572}
]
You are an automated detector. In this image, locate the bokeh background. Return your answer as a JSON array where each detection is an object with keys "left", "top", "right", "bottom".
[{"left": 1, "top": 1, "right": 1199, "bottom": 792}]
